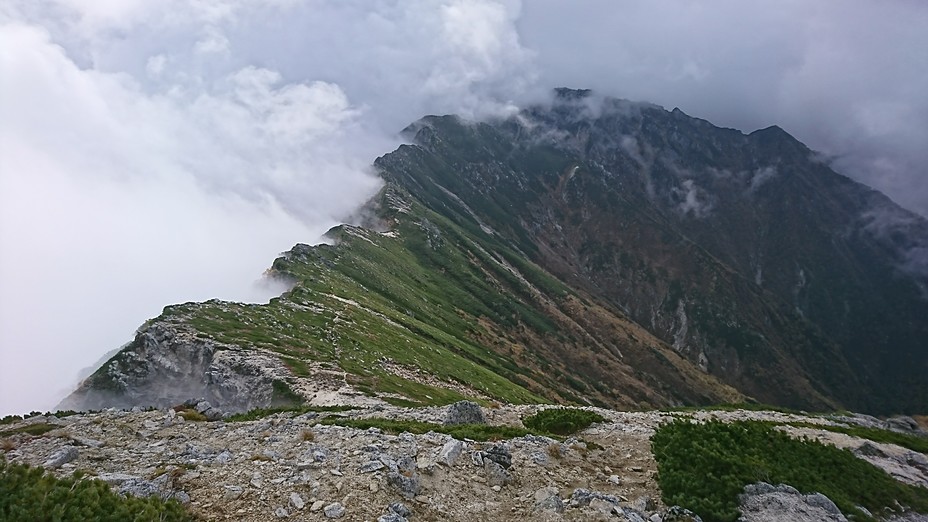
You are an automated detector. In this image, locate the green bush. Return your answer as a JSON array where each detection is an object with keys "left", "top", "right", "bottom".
[
  {"left": 521, "top": 407, "right": 605, "bottom": 436},
  {"left": 0, "top": 457, "right": 194, "bottom": 522},
  {"left": 319, "top": 417, "right": 532, "bottom": 441},
  {"left": 651, "top": 420, "right": 928, "bottom": 522}
]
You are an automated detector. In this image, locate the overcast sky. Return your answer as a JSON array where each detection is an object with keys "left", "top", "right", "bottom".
[{"left": 1, "top": 0, "right": 926, "bottom": 415}]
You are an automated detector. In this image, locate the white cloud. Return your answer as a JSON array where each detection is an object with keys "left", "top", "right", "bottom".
[{"left": 2, "top": 0, "right": 927, "bottom": 415}]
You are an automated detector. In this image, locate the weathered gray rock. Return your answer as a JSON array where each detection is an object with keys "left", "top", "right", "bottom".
[
  {"left": 223, "top": 485, "right": 243, "bottom": 500},
  {"left": 389, "top": 502, "right": 411, "bottom": 517},
  {"left": 482, "top": 443, "right": 512, "bottom": 468},
  {"left": 438, "top": 438, "right": 463, "bottom": 466},
  {"left": 96, "top": 473, "right": 140, "bottom": 486},
  {"left": 885, "top": 416, "right": 921, "bottom": 433},
  {"left": 324, "top": 502, "right": 346, "bottom": 518},
  {"left": 738, "top": 483, "right": 845, "bottom": 522},
  {"left": 534, "top": 486, "right": 564, "bottom": 513},
  {"left": 289, "top": 492, "right": 305, "bottom": 510},
  {"left": 360, "top": 460, "right": 385, "bottom": 473},
  {"left": 484, "top": 460, "right": 511, "bottom": 487},
  {"left": 118, "top": 475, "right": 170, "bottom": 499},
  {"left": 43, "top": 446, "right": 78, "bottom": 469},
  {"left": 274, "top": 506, "right": 288, "bottom": 518},
  {"left": 58, "top": 323, "right": 293, "bottom": 412},
  {"left": 662, "top": 505, "right": 703, "bottom": 521},
  {"left": 387, "top": 471, "right": 421, "bottom": 498},
  {"left": 443, "top": 401, "right": 485, "bottom": 425}
]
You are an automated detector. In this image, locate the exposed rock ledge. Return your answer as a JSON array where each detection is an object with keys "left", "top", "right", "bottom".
[{"left": 58, "top": 323, "right": 293, "bottom": 413}]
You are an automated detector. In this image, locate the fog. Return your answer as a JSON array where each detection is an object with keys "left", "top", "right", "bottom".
[{"left": 2, "top": 0, "right": 925, "bottom": 415}]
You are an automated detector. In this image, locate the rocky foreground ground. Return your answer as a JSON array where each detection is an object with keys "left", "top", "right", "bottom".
[{"left": 2, "top": 402, "right": 927, "bottom": 522}]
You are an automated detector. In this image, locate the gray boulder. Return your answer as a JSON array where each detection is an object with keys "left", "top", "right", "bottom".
[
  {"left": 43, "top": 446, "right": 78, "bottom": 469},
  {"left": 443, "top": 401, "right": 485, "bottom": 425}
]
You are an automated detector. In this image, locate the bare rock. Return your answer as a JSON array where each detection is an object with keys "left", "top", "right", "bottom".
[
  {"left": 324, "top": 502, "right": 346, "bottom": 518},
  {"left": 438, "top": 438, "right": 463, "bottom": 466},
  {"left": 443, "top": 401, "right": 485, "bottom": 425},
  {"left": 43, "top": 446, "right": 78, "bottom": 469}
]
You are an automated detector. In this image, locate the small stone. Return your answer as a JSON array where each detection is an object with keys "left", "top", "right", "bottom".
[
  {"left": 607, "top": 474, "right": 621, "bottom": 485},
  {"left": 289, "top": 492, "right": 305, "bottom": 510},
  {"left": 274, "top": 506, "right": 288, "bottom": 518},
  {"left": 590, "top": 498, "right": 615, "bottom": 515},
  {"left": 438, "top": 439, "right": 464, "bottom": 467},
  {"left": 533, "top": 486, "right": 565, "bottom": 513},
  {"left": 387, "top": 471, "right": 421, "bottom": 499},
  {"left": 378, "top": 514, "right": 407, "bottom": 522},
  {"left": 484, "top": 460, "right": 511, "bottom": 487},
  {"left": 369, "top": 482, "right": 379, "bottom": 493},
  {"left": 223, "top": 486, "right": 243, "bottom": 500},
  {"left": 492, "top": 485, "right": 501, "bottom": 492},
  {"left": 471, "top": 451, "right": 484, "bottom": 467},
  {"left": 310, "top": 500, "right": 325, "bottom": 512},
  {"left": 389, "top": 502, "right": 411, "bottom": 517},
  {"left": 96, "top": 473, "right": 140, "bottom": 486},
  {"left": 330, "top": 469, "right": 343, "bottom": 476},
  {"left": 250, "top": 473, "right": 263, "bottom": 488},
  {"left": 360, "top": 460, "right": 385, "bottom": 473},
  {"left": 323, "top": 502, "right": 345, "bottom": 518}
]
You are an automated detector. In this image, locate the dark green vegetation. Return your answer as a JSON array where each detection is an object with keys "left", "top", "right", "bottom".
[
  {"left": 522, "top": 408, "right": 605, "bottom": 435},
  {"left": 0, "top": 458, "right": 194, "bottom": 522},
  {"left": 319, "top": 417, "right": 533, "bottom": 441},
  {"left": 1, "top": 411, "right": 81, "bottom": 425},
  {"left": 651, "top": 420, "right": 928, "bottom": 522},
  {"left": 225, "top": 404, "right": 358, "bottom": 422},
  {"left": 0, "top": 423, "right": 58, "bottom": 438}
]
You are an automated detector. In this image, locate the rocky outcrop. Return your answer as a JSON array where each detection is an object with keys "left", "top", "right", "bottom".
[
  {"left": 58, "top": 322, "right": 294, "bottom": 413},
  {"left": 738, "top": 483, "right": 846, "bottom": 522}
]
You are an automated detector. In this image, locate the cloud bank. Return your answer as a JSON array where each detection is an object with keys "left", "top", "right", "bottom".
[{"left": 1, "top": 0, "right": 926, "bottom": 414}]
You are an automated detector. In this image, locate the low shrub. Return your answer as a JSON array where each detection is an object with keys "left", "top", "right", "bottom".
[
  {"left": 225, "top": 404, "right": 357, "bottom": 422},
  {"left": 319, "top": 417, "right": 532, "bottom": 441},
  {"left": 522, "top": 408, "right": 605, "bottom": 436},
  {"left": 651, "top": 420, "right": 928, "bottom": 522},
  {"left": 0, "top": 457, "right": 194, "bottom": 521}
]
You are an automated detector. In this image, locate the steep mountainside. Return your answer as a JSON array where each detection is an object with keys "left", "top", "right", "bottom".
[
  {"left": 63, "top": 89, "right": 927, "bottom": 415},
  {"left": 378, "top": 89, "right": 928, "bottom": 413},
  {"left": 63, "top": 183, "right": 741, "bottom": 413}
]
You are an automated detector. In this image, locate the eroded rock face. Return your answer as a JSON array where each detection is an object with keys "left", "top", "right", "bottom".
[{"left": 58, "top": 322, "right": 292, "bottom": 413}]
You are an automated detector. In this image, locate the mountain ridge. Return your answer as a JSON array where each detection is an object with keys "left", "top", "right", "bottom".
[{"left": 60, "top": 89, "right": 928, "bottom": 416}]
